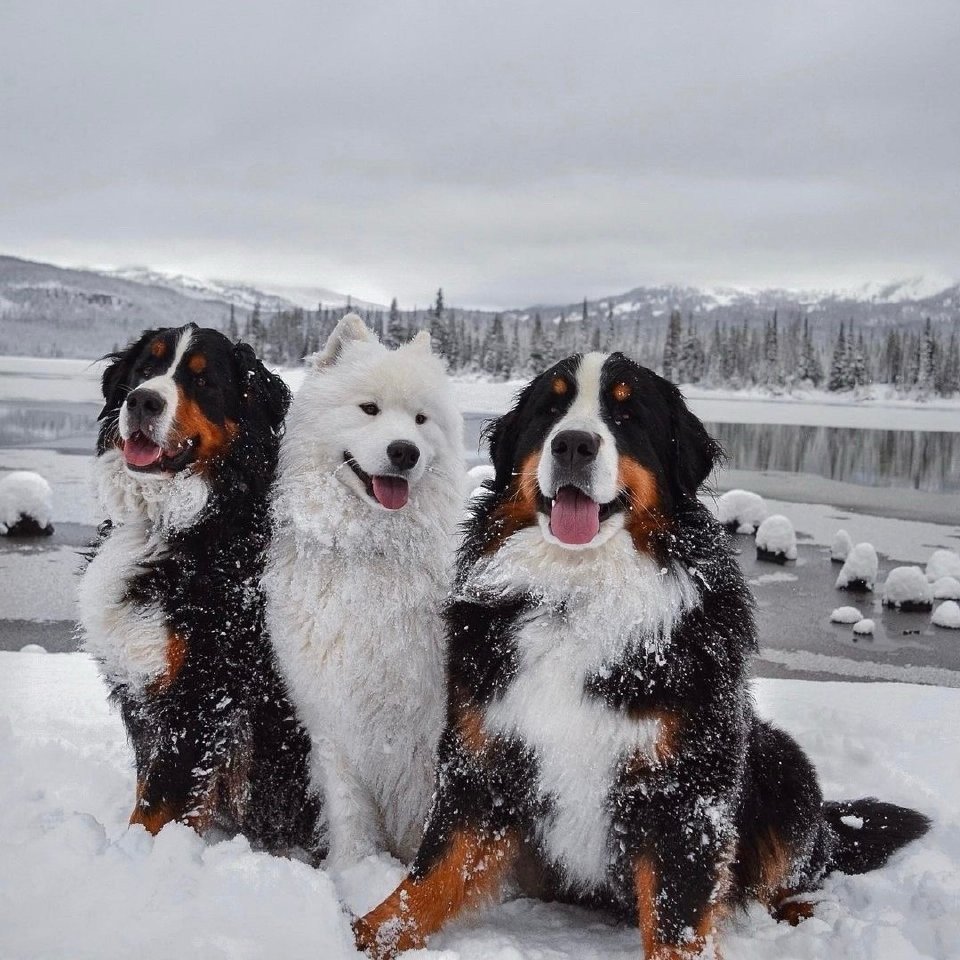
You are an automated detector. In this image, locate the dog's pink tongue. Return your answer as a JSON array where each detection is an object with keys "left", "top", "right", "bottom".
[
  {"left": 123, "top": 434, "right": 162, "bottom": 468},
  {"left": 372, "top": 475, "right": 410, "bottom": 510},
  {"left": 550, "top": 487, "right": 600, "bottom": 545}
]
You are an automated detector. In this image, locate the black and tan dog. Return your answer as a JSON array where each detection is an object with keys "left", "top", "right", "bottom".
[
  {"left": 354, "top": 350, "right": 929, "bottom": 959},
  {"left": 79, "top": 324, "right": 320, "bottom": 855}
]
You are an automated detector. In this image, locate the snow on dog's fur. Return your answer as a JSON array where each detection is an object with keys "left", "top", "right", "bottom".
[{"left": 265, "top": 314, "right": 464, "bottom": 867}]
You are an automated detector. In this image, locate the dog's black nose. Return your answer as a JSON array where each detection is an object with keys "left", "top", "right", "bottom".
[
  {"left": 126, "top": 388, "right": 166, "bottom": 418},
  {"left": 387, "top": 440, "right": 420, "bottom": 471},
  {"left": 551, "top": 430, "right": 600, "bottom": 469}
]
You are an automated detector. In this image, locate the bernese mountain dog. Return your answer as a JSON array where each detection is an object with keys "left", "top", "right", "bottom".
[
  {"left": 78, "top": 324, "right": 321, "bottom": 855},
  {"left": 354, "top": 351, "right": 930, "bottom": 959}
]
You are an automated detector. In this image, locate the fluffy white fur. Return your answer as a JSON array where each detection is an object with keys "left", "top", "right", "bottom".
[
  {"left": 265, "top": 315, "right": 464, "bottom": 867},
  {"left": 464, "top": 524, "right": 699, "bottom": 887},
  {"left": 79, "top": 449, "right": 210, "bottom": 692}
]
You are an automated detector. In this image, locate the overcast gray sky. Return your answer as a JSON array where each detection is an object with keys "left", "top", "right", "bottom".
[{"left": 1, "top": 0, "right": 958, "bottom": 308}]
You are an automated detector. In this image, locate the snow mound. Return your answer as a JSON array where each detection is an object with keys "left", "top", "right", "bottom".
[
  {"left": 717, "top": 489, "right": 768, "bottom": 533},
  {"left": 467, "top": 463, "right": 495, "bottom": 485},
  {"left": 933, "top": 576, "right": 960, "bottom": 601},
  {"left": 466, "top": 485, "right": 489, "bottom": 504},
  {"left": 836, "top": 543, "right": 879, "bottom": 592},
  {"left": 853, "top": 619, "right": 875, "bottom": 636},
  {"left": 831, "top": 529, "right": 853, "bottom": 563},
  {"left": 19, "top": 644, "right": 47, "bottom": 654},
  {"left": 932, "top": 601, "right": 960, "bottom": 629},
  {"left": 830, "top": 606, "right": 863, "bottom": 625},
  {"left": 882, "top": 567, "right": 934, "bottom": 611},
  {"left": 755, "top": 514, "right": 797, "bottom": 561},
  {"left": 0, "top": 470, "right": 54, "bottom": 536},
  {"left": 926, "top": 549, "right": 960, "bottom": 583}
]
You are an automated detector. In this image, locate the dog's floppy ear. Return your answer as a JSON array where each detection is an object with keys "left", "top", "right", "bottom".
[
  {"left": 658, "top": 376, "right": 722, "bottom": 499},
  {"left": 234, "top": 341, "right": 291, "bottom": 429},
  {"left": 481, "top": 376, "right": 540, "bottom": 491},
  {"left": 97, "top": 329, "right": 158, "bottom": 421},
  {"left": 481, "top": 408, "right": 521, "bottom": 492},
  {"left": 311, "top": 312, "right": 379, "bottom": 368}
]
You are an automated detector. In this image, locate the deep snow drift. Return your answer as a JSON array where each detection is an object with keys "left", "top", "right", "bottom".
[{"left": 1, "top": 651, "right": 958, "bottom": 960}]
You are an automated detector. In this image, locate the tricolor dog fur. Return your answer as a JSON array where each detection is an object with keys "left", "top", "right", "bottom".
[
  {"left": 354, "top": 351, "right": 930, "bottom": 959},
  {"left": 78, "top": 324, "right": 321, "bottom": 854},
  {"left": 265, "top": 314, "right": 465, "bottom": 868}
]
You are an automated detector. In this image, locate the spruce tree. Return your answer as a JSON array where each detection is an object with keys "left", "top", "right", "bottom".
[
  {"left": 528, "top": 313, "right": 546, "bottom": 374},
  {"left": 939, "top": 329, "right": 959, "bottom": 395},
  {"left": 662, "top": 309, "right": 683, "bottom": 381},
  {"left": 916, "top": 318, "right": 937, "bottom": 395},
  {"left": 385, "top": 297, "right": 404, "bottom": 348},
  {"left": 429, "top": 288, "right": 452, "bottom": 363},
  {"left": 828, "top": 322, "right": 849, "bottom": 391}
]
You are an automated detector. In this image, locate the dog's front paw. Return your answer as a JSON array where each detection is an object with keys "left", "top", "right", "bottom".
[
  {"left": 351, "top": 912, "right": 423, "bottom": 960},
  {"left": 351, "top": 914, "right": 382, "bottom": 958}
]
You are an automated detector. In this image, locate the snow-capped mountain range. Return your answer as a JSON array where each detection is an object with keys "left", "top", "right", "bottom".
[
  {"left": 104, "top": 266, "right": 381, "bottom": 314},
  {"left": 0, "top": 254, "right": 956, "bottom": 358}
]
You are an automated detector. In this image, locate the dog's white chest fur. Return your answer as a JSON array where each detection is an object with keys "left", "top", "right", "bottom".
[
  {"left": 78, "top": 451, "right": 209, "bottom": 692},
  {"left": 266, "top": 472, "right": 462, "bottom": 865},
  {"left": 468, "top": 528, "right": 699, "bottom": 888},
  {"left": 78, "top": 518, "right": 168, "bottom": 691}
]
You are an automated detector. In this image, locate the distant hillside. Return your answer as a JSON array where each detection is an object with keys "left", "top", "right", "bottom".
[
  {"left": 0, "top": 256, "right": 374, "bottom": 358},
  {"left": 0, "top": 253, "right": 956, "bottom": 360}
]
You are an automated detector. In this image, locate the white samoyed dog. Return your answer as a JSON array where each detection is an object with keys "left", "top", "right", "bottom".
[{"left": 265, "top": 313, "right": 465, "bottom": 867}]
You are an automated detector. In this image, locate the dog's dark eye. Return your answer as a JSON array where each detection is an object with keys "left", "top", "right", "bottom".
[
  {"left": 415, "top": 413, "right": 427, "bottom": 425},
  {"left": 140, "top": 365, "right": 154, "bottom": 379},
  {"left": 195, "top": 375, "right": 207, "bottom": 388},
  {"left": 360, "top": 403, "right": 380, "bottom": 416}
]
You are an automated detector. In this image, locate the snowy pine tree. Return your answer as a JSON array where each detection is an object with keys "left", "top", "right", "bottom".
[
  {"left": 916, "top": 318, "right": 937, "bottom": 396},
  {"left": 385, "top": 297, "right": 404, "bottom": 348},
  {"left": 828, "top": 323, "right": 850, "bottom": 391},
  {"left": 662, "top": 309, "right": 683, "bottom": 381}
]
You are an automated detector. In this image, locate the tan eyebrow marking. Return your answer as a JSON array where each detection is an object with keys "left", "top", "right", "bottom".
[
  {"left": 551, "top": 376, "right": 569, "bottom": 396},
  {"left": 612, "top": 381, "right": 632, "bottom": 402},
  {"left": 187, "top": 354, "right": 207, "bottom": 373},
  {"left": 150, "top": 339, "right": 167, "bottom": 358}
]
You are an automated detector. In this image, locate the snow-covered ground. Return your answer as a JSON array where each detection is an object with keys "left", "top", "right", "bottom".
[{"left": 1, "top": 650, "right": 958, "bottom": 960}]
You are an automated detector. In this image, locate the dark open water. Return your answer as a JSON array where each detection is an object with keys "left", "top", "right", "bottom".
[{"left": 463, "top": 412, "right": 960, "bottom": 493}]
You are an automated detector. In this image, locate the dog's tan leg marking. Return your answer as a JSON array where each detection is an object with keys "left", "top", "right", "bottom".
[{"left": 353, "top": 829, "right": 518, "bottom": 958}]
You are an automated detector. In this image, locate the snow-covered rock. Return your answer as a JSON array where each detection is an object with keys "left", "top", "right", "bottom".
[
  {"left": 926, "top": 549, "right": 960, "bottom": 583},
  {"left": 836, "top": 543, "right": 879, "bottom": 592},
  {"left": 882, "top": 566, "right": 934, "bottom": 611},
  {"left": 853, "top": 619, "right": 875, "bottom": 636},
  {"left": 467, "top": 485, "right": 489, "bottom": 504},
  {"left": 0, "top": 470, "right": 54, "bottom": 536},
  {"left": 467, "top": 463, "right": 495, "bottom": 486},
  {"left": 933, "top": 576, "right": 960, "bottom": 601},
  {"left": 717, "top": 489, "right": 768, "bottom": 534},
  {"left": 932, "top": 601, "right": 960, "bottom": 629},
  {"left": 830, "top": 606, "right": 863, "bottom": 625},
  {"left": 755, "top": 514, "right": 798, "bottom": 563},
  {"left": 831, "top": 529, "right": 853, "bottom": 564}
]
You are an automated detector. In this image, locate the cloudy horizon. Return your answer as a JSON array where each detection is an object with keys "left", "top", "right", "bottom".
[{"left": 1, "top": 1, "right": 958, "bottom": 309}]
